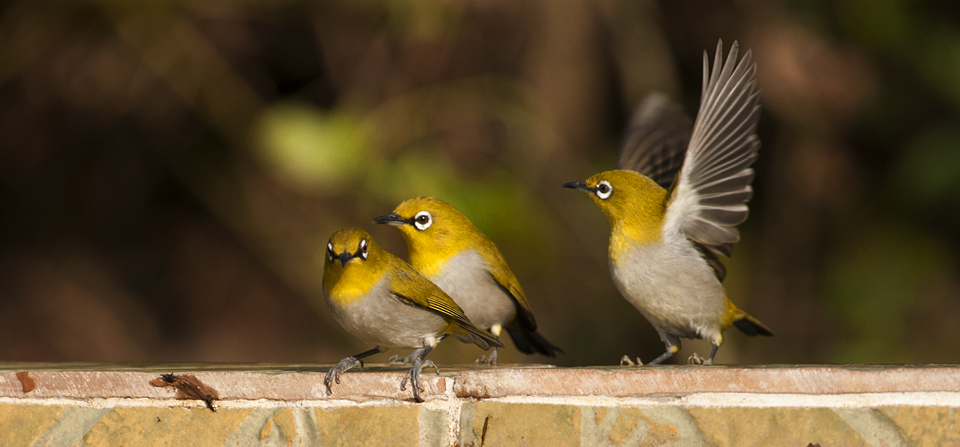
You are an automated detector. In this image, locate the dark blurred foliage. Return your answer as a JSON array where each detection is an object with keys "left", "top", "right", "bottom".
[{"left": 1, "top": 0, "right": 959, "bottom": 366}]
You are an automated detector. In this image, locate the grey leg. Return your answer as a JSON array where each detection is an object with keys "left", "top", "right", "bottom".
[
  {"left": 706, "top": 343, "right": 719, "bottom": 365},
  {"left": 648, "top": 335, "right": 681, "bottom": 365},
  {"left": 399, "top": 346, "right": 439, "bottom": 402},
  {"left": 324, "top": 346, "right": 382, "bottom": 396}
]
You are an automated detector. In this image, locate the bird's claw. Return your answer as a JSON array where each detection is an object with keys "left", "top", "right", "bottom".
[
  {"left": 324, "top": 356, "right": 362, "bottom": 396},
  {"left": 686, "top": 353, "right": 711, "bottom": 365},
  {"left": 620, "top": 355, "right": 643, "bottom": 366},
  {"left": 388, "top": 352, "right": 417, "bottom": 365},
  {"left": 474, "top": 352, "right": 498, "bottom": 366},
  {"left": 399, "top": 360, "right": 440, "bottom": 402}
]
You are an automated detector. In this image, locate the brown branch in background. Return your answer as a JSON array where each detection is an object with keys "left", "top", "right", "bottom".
[{"left": 150, "top": 373, "right": 219, "bottom": 411}]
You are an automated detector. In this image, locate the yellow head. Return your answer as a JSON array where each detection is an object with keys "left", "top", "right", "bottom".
[
  {"left": 372, "top": 197, "right": 483, "bottom": 275},
  {"left": 563, "top": 170, "right": 668, "bottom": 252},
  {"left": 322, "top": 227, "right": 390, "bottom": 304}
]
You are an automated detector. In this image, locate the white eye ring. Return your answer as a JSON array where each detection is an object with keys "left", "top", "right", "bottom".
[
  {"left": 595, "top": 180, "right": 613, "bottom": 200},
  {"left": 413, "top": 211, "right": 433, "bottom": 231},
  {"left": 359, "top": 239, "right": 369, "bottom": 259},
  {"left": 327, "top": 242, "right": 335, "bottom": 262}
]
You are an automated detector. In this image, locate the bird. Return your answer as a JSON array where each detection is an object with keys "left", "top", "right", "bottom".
[
  {"left": 562, "top": 40, "right": 772, "bottom": 365},
  {"left": 373, "top": 197, "right": 562, "bottom": 364},
  {"left": 321, "top": 227, "right": 502, "bottom": 401}
]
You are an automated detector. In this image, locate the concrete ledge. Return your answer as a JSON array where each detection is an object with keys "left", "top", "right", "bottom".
[
  {"left": 1, "top": 363, "right": 958, "bottom": 446},
  {"left": 453, "top": 365, "right": 960, "bottom": 398}
]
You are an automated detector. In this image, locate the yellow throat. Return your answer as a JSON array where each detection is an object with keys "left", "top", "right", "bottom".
[
  {"left": 322, "top": 228, "right": 389, "bottom": 306},
  {"left": 583, "top": 170, "right": 667, "bottom": 262}
]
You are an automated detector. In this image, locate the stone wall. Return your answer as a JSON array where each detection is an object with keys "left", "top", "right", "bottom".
[{"left": 1, "top": 364, "right": 958, "bottom": 446}]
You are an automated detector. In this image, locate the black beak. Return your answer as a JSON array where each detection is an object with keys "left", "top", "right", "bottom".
[
  {"left": 562, "top": 181, "right": 591, "bottom": 192},
  {"left": 337, "top": 251, "right": 353, "bottom": 267},
  {"left": 372, "top": 213, "right": 409, "bottom": 226}
]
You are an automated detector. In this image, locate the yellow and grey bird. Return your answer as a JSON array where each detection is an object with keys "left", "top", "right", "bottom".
[
  {"left": 563, "top": 40, "right": 772, "bottom": 365},
  {"left": 322, "top": 227, "right": 502, "bottom": 401},
  {"left": 373, "top": 197, "right": 562, "bottom": 364}
]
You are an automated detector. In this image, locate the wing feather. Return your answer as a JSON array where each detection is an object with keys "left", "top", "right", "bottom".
[
  {"left": 664, "top": 40, "right": 762, "bottom": 257},
  {"left": 616, "top": 92, "right": 693, "bottom": 190},
  {"left": 390, "top": 262, "right": 469, "bottom": 323}
]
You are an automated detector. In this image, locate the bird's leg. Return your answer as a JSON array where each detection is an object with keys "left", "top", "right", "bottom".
[
  {"left": 399, "top": 346, "right": 438, "bottom": 402},
  {"left": 706, "top": 343, "right": 719, "bottom": 366},
  {"left": 475, "top": 325, "right": 501, "bottom": 365},
  {"left": 324, "top": 346, "right": 382, "bottom": 396},
  {"left": 647, "top": 337, "right": 681, "bottom": 365}
]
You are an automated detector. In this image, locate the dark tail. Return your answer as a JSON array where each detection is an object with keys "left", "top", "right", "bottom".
[
  {"left": 505, "top": 327, "right": 564, "bottom": 357},
  {"left": 733, "top": 314, "right": 774, "bottom": 337}
]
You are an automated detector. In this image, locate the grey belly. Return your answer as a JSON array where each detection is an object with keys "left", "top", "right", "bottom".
[
  {"left": 327, "top": 280, "right": 449, "bottom": 349},
  {"left": 431, "top": 250, "right": 516, "bottom": 330},
  {"left": 611, "top": 241, "right": 726, "bottom": 339}
]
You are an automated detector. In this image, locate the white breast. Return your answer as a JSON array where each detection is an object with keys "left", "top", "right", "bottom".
[
  {"left": 430, "top": 250, "right": 516, "bottom": 330},
  {"left": 610, "top": 236, "right": 725, "bottom": 340}
]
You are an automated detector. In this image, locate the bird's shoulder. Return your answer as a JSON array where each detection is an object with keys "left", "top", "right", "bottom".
[{"left": 387, "top": 260, "right": 470, "bottom": 322}]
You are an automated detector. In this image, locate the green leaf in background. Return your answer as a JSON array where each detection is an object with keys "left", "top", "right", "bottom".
[{"left": 253, "top": 102, "right": 370, "bottom": 192}]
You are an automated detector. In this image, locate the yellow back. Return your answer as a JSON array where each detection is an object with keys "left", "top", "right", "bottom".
[{"left": 387, "top": 197, "right": 536, "bottom": 317}]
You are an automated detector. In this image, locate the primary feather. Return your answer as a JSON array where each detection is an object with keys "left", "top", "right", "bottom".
[{"left": 663, "top": 40, "right": 762, "bottom": 252}]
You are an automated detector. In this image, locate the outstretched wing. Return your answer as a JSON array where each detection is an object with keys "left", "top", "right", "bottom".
[
  {"left": 663, "top": 40, "right": 761, "bottom": 258},
  {"left": 616, "top": 92, "right": 693, "bottom": 190}
]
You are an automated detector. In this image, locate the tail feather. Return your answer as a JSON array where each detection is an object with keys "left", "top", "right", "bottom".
[
  {"left": 453, "top": 323, "right": 504, "bottom": 351},
  {"left": 733, "top": 314, "right": 774, "bottom": 337},
  {"left": 505, "top": 327, "right": 564, "bottom": 357}
]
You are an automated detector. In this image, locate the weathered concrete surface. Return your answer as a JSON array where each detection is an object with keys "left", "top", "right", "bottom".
[
  {"left": 0, "top": 368, "right": 448, "bottom": 402},
  {"left": 452, "top": 365, "right": 960, "bottom": 398},
  {"left": 1, "top": 363, "right": 959, "bottom": 446}
]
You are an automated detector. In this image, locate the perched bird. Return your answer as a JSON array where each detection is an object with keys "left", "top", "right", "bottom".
[
  {"left": 374, "top": 197, "right": 562, "bottom": 364},
  {"left": 321, "top": 227, "right": 501, "bottom": 401},
  {"left": 563, "top": 40, "right": 772, "bottom": 365}
]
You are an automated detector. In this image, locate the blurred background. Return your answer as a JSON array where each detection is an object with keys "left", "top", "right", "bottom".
[{"left": 1, "top": 0, "right": 959, "bottom": 366}]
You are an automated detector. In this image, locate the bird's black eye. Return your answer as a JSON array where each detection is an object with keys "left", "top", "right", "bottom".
[
  {"left": 595, "top": 180, "right": 613, "bottom": 200},
  {"left": 327, "top": 242, "right": 335, "bottom": 262},
  {"left": 359, "top": 239, "right": 369, "bottom": 260},
  {"left": 413, "top": 211, "right": 433, "bottom": 230}
]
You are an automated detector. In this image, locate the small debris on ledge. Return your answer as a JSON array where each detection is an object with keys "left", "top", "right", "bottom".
[
  {"left": 16, "top": 371, "right": 36, "bottom": 393},
  {"left": 150, "top": 373, "right": 219, "bottom": 411}
]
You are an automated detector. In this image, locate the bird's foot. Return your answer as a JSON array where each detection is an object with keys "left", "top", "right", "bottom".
[
  {"left": 620, "top": 355, "right": 643, "bottom": 366},
  {"left": 324, "top": 356, "right": 363, "bottom": 396},
  {"left": 686, "top": 353, "right": 712, "bottom": 365},
  {"left": 387, "top": 353, "right": 414, "bottom": 365},
  {"left": 475, "top": 349, "right": 499, "bottom": 366},
  {"left": 400, "top": 360, "right": 440, "bottom": 402}
]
